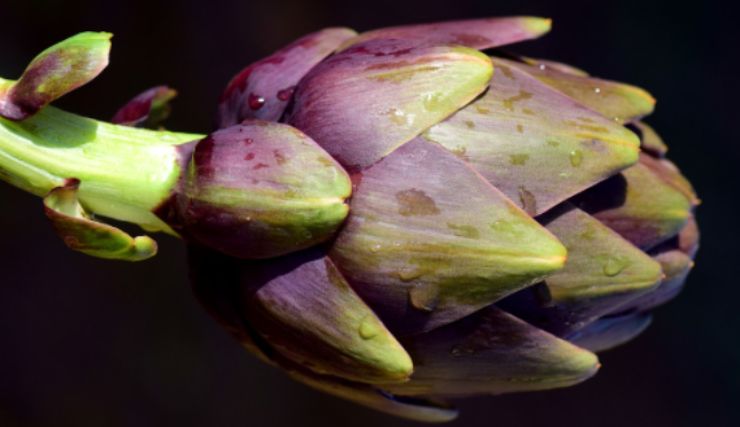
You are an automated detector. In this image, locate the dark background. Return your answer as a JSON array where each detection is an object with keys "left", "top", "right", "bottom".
[{"left": 1, "top": 0, "right": 738, "bottom": 426}]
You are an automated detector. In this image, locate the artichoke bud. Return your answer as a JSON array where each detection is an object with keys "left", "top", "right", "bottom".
[{"left": 159, "top": 120, "right": 351, "bottom": 259}]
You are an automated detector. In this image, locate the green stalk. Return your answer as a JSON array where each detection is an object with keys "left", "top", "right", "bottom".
[{"left": 0, "top": 77, "right": 204, "bottom": 233}]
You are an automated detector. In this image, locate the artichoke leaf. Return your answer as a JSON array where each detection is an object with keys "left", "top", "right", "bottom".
[
  {"left": 43, "top": 178, "right": 157, "bottom": 261},
  {"left": 383, "top": 306, "right": 599, "bottom": 397},
  {"left": 288, "top": 39, "right": 493, "bottom": 170},
  {"left": 235, "top": 248, "right": 413, "bottom": 384},
  {"left": 217, "top": 28, "right": 357, "bottom": 126},
  {"left": 112, "top": 86, "right": 177, "bottom": 128},
  {"left": 567, "top": 313, "right": 652, "bottom": 353},
  {"left": 426, "top": 59, "right": 640, "bottom": 215},
  {"left": 0, "top": 32, "right": 111, "bottom": 120},
  {"left": 499, "top": 204, "right": 662, "bottom": 336},
  {"left": 498, "top": 57, "right": 655, "bottom": 123},
  {"left": 331, "top": 138, "right": 566, "bottom": 335},
  {"left": 338, "top": 16, "right": 551, "bottom": 51},
  {"left": 574, "top": 154, "right": 694, "bottom": 250}
]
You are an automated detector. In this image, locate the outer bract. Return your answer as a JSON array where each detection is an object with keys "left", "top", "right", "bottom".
[{"left": 0, "top": 17, "right": 699, "bottom": 423}]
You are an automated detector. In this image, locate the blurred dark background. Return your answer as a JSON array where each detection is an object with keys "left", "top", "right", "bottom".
[{"left": 0, "top": 0, "right": 738, "bottom": 426}]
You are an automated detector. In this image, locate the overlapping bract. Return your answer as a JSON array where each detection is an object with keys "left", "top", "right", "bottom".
[
  {"left": 0, "top": 18, "right": 698, "bottom": 423},
  {"left": 194, "top": 16, "right": 699, "bottom": 422}
]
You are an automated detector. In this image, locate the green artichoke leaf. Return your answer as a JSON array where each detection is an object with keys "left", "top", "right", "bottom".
[
  {"left": 383, "top": 306, "right": 599, "bottom": 397},
  {"left": 330, "top": 139, "right": 567, "bottom": 335},
  {"left": 640, "top": 152, "right": 700, "bottom": 206},
  {"left": 338, "top": 16, "right": 551, "bottom": 51},
  {"left": 235, "top": 248, "right": 413, "bottom": 384},
  {"left": 632, "top": 121, "right": 668, "bottom": 157},
  {"left": 608, "top": 217, "right": 698, "bottom": 315},
  {"left": 567, "top": 313, "right": 652, "bottom": 353},
  {"left": 111, "top": 86, "right": 177, "bottom": 128},
  {"left": 217, "top": 27, "right": 357, "bottom": 127},
  {"left": 0, "top": 32, "right": 111, "bottom": 120},
  {"left": 519, "top": 56, "right": 590, "bottom": 77},
  {"left": 627, "top": 249, "right": 693, "bottom": 313},
  {"left": 168, "top": 121, "right": 351, "bottom": 259},
  {"left": 287, "top": 39, "right": 493, "bottom": 170},
  {"left": 425, "top": 59, "right": 640, "bottom": 215},
  {"left": 500, "top": 204, "right": 662, "bottom": 336},
  {"left": 575, "top": 154, "right": 695, "bottom": 250},
  {"left": 43, "top": 179, "right": 157, "bottom": 261},
  {"left": 498, "top": 57, "right": 655, "bottom": 123}
]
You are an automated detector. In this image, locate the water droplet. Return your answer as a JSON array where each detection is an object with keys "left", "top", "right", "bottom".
[
  {"left": 593, "top": 87, "right": 602, "bottom": 94},
  {"left": 603, "top": 257, "right": 627, "bottom": 276},
  {"left": 370, "top": 244, "right": 381, "bottom": 253},
  {"left": 409, "top": 284, "right": 439, "bottom": 312},
  {"left": 422, "top": 92, "right": 445, "bottom": 111},
  {"left": 538, "top": 63, "right": 547, "bottom": 71},
  {"left": 569, "top": 150, "right": 583, "bottom": 167},
  {"left": 248, "top": 93, "right": 265, "bottom": 110},
  {"left": 277, "top": 86, "right": 295, "bottom": 101},
  {"left": 358, "top": 315, "right": 380, "bottom": 339},
  {"left": 387, "top": 108, "right": 407, "bottom": 125}
]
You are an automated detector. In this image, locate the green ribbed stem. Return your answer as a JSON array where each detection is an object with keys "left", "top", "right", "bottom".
[{"left": 0, "top": 77, "right": 204, "bottom": 233}]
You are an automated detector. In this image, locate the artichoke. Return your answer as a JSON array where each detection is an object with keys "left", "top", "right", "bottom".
[{"left": 0, "top": 17, "right": 700, "bottom": 422}]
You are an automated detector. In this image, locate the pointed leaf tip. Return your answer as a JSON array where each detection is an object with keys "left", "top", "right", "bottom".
[
  {"left": 338, "top": 16, "right": 552, "bottom": 52},
  {"left": 44, "top": 179, "right": 157, "bottom": 261},
  {"left": 235, "top": 249, "right": 413, "bottom": 383},
  {"left": 330, "top": 139, "right": 566, "bottom": 334},
  {"left": 112, "top": 86, "right": 177, "bottom": 128},
  {"left": 0, "top": 32, "right": 112, "bottom": 120},
  {"left": 385, "top": 307, "right": 599, "bottom": 397},
  {"left": 289, "top": 39, "right": 493, "bottom": 170},
  {"left": 217, "top": 27, "right": 357, "bottom": 127}
]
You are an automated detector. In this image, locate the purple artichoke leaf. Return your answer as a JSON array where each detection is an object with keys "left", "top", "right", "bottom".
[
  {"left": 424, "top": 58, "right": 640, "bottom": 215},
  {"left": 573, "top": 155, "right": 694, "bottom": 251},
  {"left": 0, "top": 32, "right": 111, "bottom": 121},
  {"left": 518, "top": 56, "right": 590, "bottom": 77},
  {"left": 499, "top": 203, "right": 662, "bottom": 336},
  {"left": 630, "top": 121, "right": 668, "bottom": 157},
  {"left": 616, "top": 249, "right": 693, "bottom": 314},
  {"left": 566, "top": 313, "right": 652, "bottom": 353},
  {"left": 330, "top": 138, "right": 566, "bottom": 335},
  {"left": 382, "top": 306, "right": 599, "bottom": 397},
  {"left": 43, "top": 179, "right": 157, "bottom": 261},
  {"left": 160, "top": 121, "right": 351, "bottom": 259},
  {"left": 338, "top": 16, "right": 552, "bottom": 51},
  {"left": 287, "top": 38, "right": 493, "bottom": 171},
  {"left": 217, "top": 28, "right": 357, "bottom": 127},
  {"left": 111, "top": 85, "right": 177, "bottom": 128},
  {"left": 639, "top": 152, "right": 700, "bottom": 206},
  {"left": 232, "top": 247, "right": 414, "bottom": 384},
  {"left": 497, "top": 57, "right": 655, "bottom": 124}
]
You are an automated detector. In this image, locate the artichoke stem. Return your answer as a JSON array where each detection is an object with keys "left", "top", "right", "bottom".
[{"left": 0, "top": 78, "right": 203, "bottom": 233}]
